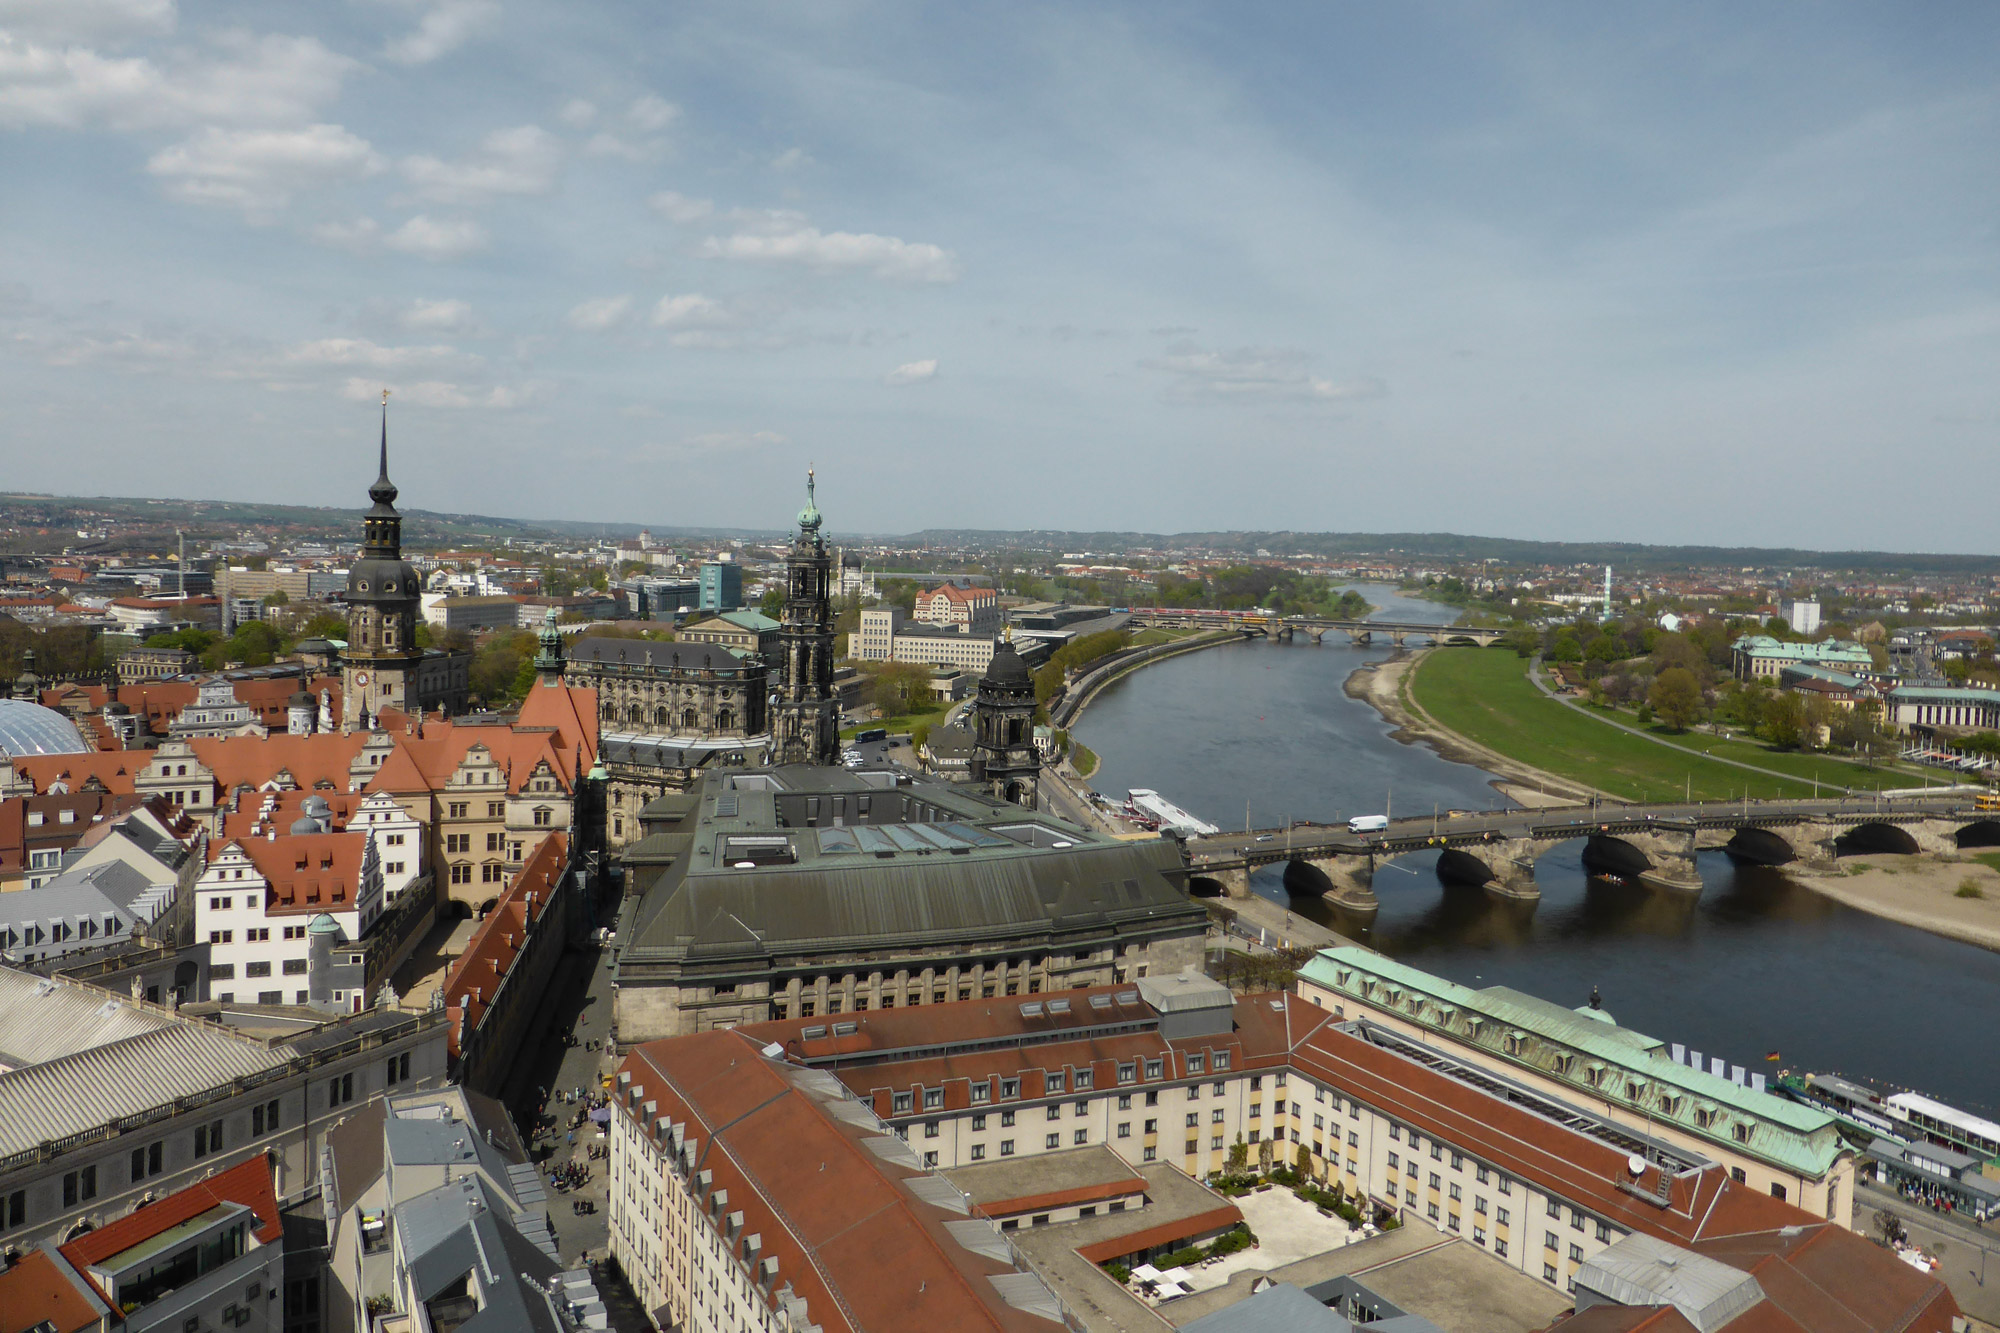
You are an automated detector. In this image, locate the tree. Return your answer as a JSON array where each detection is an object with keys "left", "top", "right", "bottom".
[
  {"left": 1295, "top": 1144, "right": 1313, "bottom": 1177},
  {"left": 760, "top": 588, "right": 785, "bottom": 618},
  {"left": 262, "top": 590, "right": 289, "bottom": 607},
  {"left": 1649, "top": 667, "right": 1702, "bottom": 731},
  {"left": 1763, "top": 693, "right": 1805, "bottom": 749},
  {"left": 871, "top": 661, "right": 934, "bottom": 717},
  {"left": 1226, "top": 1136, "right": 1249, "bottom": 1173}
]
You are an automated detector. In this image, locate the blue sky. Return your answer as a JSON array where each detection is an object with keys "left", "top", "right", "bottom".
[{"left": 3, "top": 2, "right": 1997, "bottom": 548}]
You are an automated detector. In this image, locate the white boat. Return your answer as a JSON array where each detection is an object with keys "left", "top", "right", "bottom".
[{"left": 1127, "top": 789, "right": 1220, "bottom": 837}]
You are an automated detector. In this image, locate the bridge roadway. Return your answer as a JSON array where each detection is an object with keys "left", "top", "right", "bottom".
[
  {"left": 1124, "top": 608, "right": 1504, "bottom": 646},
  {"left": 1179, "top": 793, "right": 1999, "bottom": 908}
]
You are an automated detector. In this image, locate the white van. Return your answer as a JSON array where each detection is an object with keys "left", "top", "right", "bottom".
[{"left": 1348, "top": 815, "right": 1389, "bottom": 834}]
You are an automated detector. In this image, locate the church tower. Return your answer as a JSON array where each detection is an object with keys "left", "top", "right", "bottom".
[
  {"left": 341, "top": 399, "right": 423, "bottom": 729},
  {"left": 971, "top": 635, "right": 1040, "bottom": 807},
  {"left": 771, "top": 469, "right": 838, "bottom": 766}
]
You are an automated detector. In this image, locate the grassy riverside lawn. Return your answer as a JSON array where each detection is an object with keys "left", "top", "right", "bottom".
[
  {"left": 1409, "top": 649, "right": 1919, "bottom": 803},
  {"left": 839, "top": 702, "right": 952, "bottom": 741},
  {"left": 1070, "top": 741, "right": 1100, "bottom": 779}
]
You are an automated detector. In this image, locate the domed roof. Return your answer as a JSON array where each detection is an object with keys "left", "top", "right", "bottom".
[
  {"left": 290, "top": 814, "right": 322, "bottom": 835},
  {"left": 981, "top": 638, "right": 1034, "bottom": 690},
  {"left": 0, "top": 698, "right": 90, "bottom": 757},
  {"left": 288, "top": 688, "right": 315, "bottom": 709},
  {"left": 308, "top": 913, "right": 342, "bottom": 935}
]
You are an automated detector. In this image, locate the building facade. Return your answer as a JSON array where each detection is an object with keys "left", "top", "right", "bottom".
[
  {"left": 697, "top": 557, "right": 743, "bottom": 613},
  {"left": 916, "top": 582, "right": 1000, "bottom": 635}
]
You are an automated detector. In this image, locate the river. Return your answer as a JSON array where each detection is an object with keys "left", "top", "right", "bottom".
[{"left": 1074, "top": 585, "right": 2000, "bottom": 1114}]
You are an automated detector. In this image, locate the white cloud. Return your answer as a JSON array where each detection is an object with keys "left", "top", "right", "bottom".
[
  {"left": 584, "top": 132, "right": 651, "bottom": 162},
  {"left": 625, "top": 94, "right": 678, "bottom": 132},
  {"left": 699, "top": 217, "right": 959, "bottom": 282},
  {"left": 0, "top": 0, "right": 175, "bottom": 44},
  {"left": 567, "top": 294, "right": 633, "bottom": 331},
  {"left": 308, "top": 216, "right": 381, "bottom": 253},
  {"left": 287, "top": 337, "right": 468, "bottom": 369},
  {"left": 1142, "top": 344, "right": 1387, "bottom": 403},
  {"left": 400, "top": 124, "right": 562, "bottom": 205},
  {"left": 0, "top": 29, "right": 354, "bottom": 131},
  {"left": 400, "top": 298, "right": 474, "bottom": 331},
  {"left": 384, "top": 214, "right": 489, "bottom": 261},
  {"left": 883, "top": 358, "right": 938, "bottom": 386},
  {"left": 770, "top": 146, "right": 812, "bottom": 172},
  {"left": 146, "top": 123, "right": 382, "bottom": 217},
  {"left": 380, "top": 0, "right": 497, "bottom": 65},
  {"left": 648, "top": 190, "right": 712, "bottom": 224},
  {"left": 558, "top": 98, "right": 596, "bottom": 128},
  {"left": 650, "top": 292, "right": 735, "bottom": 330},
  {"left": 342, "top": 376, "right": 537, "bottom": 409}
]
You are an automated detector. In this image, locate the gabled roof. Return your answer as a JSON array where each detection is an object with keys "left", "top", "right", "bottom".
[
  {"left": 189, "top": 731, "right": 371, "bottom": 795},
  {"left": 230, "top": 830, "right": 370, "bottom": 912},
  {"left": 0, "top": 1248, "right": 107, "bottom": 1333},
  {"left": 62, "top": 1155, "right": 281, "bottom": 1268},
  {"left": 444, "top": 834, "right": 567, "bottom": 1055},
  {"left": 515, "top": 681, "right": 598, "bottom": 766}
]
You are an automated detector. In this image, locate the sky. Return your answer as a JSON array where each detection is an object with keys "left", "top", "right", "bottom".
[{"left": 3, "top": 2, "right": 1998, "bottom": 549}]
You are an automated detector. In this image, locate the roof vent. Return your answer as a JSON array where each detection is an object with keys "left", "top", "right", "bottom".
[
  {"left": 831, "top": 1021, "right": 857, "bottom": 1037},
  {"left": 801, "top": 1025, "right": 827, "bottom": 1040},
  {"left": 1019, "top": 1002, "right": 1045, "bottom": 1018},
  {"left": 1046, "top": 999, "right": 1071, "bottom": 1014}
]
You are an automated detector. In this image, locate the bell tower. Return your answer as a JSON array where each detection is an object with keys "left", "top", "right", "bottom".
[
  {"left": 971, "top": 635, "right": 1040, "bottom": 807},
  {"left": 340, "top": 395, "right": 423, "bottom": 729},
  {"left": 771, "top": 469, "right": 838, "bottom": 766}
]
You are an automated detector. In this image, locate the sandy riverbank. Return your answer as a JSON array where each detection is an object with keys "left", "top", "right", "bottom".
[
  {"left": 1343, "top": 651, "right": 1606, "bottom": 805},
  {"left": 1790, "top": 855, "right": 2000, "bottom": 955}
]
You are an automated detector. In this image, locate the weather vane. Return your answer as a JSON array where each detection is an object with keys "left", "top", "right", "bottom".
[{"left": 381, "top": 387, "right": 391, "bottom": 406}]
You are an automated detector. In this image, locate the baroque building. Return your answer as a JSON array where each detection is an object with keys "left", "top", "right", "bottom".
[
  {"left": 969, "top": 635, "right": 1039, "bottom": 807},
  {"left": 339, "top": 404, "right": 469, "bottom": 727},
  {"left": 563, "top": 631, "right": 770, "bottom": 845},
  {"left": 771, "top": 470, "right": 839, "bottom": 766}
]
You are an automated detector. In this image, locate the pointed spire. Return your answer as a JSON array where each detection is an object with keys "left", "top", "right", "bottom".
[{"left": 369, "top": 389, "right": 398, "bottom": 508}]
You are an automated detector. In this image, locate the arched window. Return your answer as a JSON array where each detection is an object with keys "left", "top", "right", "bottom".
[
  {"left": 717, "top": 708, "right": 734, "bottom": 731},
  {"left": 655, "top": 706, "right": 668, "bottom": 726},
  {"left": 682, "top": 709, "right": 698, "bottom": 729},
  {"left": 626, "top": 705, "right": 642, "bottom": 724}
]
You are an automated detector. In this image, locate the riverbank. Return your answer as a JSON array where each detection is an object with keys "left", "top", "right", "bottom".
[
  {"left": 1791, "top": 855, "right": 2000, "bottom": 955},
  {"left": 1052, "top": 629, "right": 1242, "bottom": 728},
  {"left": 1347, "top": 651, "right": 2000, "bottom": 954},
  {"left": 1343, "top": 650, "right": 1607, "bottom": 805}
]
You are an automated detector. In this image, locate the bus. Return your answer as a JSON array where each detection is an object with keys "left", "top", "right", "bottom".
[{"left": 1977, "top": 792, "right": 2000, "bottom": 812}]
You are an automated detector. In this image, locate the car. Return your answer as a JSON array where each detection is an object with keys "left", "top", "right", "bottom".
[{"left": 1254, "top": 834, "right": 1274, "bottom": 842}]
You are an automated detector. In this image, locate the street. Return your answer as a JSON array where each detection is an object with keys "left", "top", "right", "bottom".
[{"left": 1857, "top": 1181, "right": 2000, "bottom": 1325}]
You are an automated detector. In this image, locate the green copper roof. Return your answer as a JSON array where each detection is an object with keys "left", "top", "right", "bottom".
[{"left": 1298, "top": 946, "right": 1845, "bottom": 1178}]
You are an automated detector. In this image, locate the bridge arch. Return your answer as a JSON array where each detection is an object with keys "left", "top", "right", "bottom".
[
  {"left": 1954, "top": 819, "right": 2000, "bottom": 849},
  {"left": 1833, "top": 822, "right": 1920, "bottom": 856},
  {"left": 1435, "top": 846, "right": 1499, "bottom": 888},
  {"left": 1187, "top": 875, "right": 1228, "bottom": 898},
  {"left": 1722, "top": 826, "right": 1797, "bottom": 866},
  {"left": 1580, "top": 834, "right": 1656, "bottom": 880}
]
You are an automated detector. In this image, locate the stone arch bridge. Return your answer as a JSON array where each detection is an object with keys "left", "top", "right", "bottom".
[
  {"left": 1124, "top": 609, "right": 1506, "bottom": 647},
  {"left": 1179, "top": 796, "right": 1999, "bottom": 913}
]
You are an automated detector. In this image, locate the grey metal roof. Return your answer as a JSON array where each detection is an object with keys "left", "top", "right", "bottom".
[
  {"left": 1179, "top": 1282, "right": 1361, "bottom": 1333},
  {"left": 1574, "top": 1233, "right": 1764, "bottom": 1333}
]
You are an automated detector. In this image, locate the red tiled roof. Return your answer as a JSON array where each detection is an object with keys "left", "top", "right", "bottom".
[
  {"left": 218, "top": 788, "right": 365, "bottom": 841},
  {"left": 444, "top": 832, "right": 567, "bottom": 1056},
  {"left": 189, "top": 731, "right": 370, "bottom": 795},
  {"left": 0, "top": 1250, "right": 102, "bottom": 1333},
  {"left": 1073, "top": 1203, "right": 1243, "bottom": 1265},
  {"left": 232, "top": 831, "right": 368, "bottom": 912},
  {"left": 619, "top": 1030, "right": 1056, "bottom": 1333},
  {"left": 8, "top": 751, "right": 145, "bottom": 796},
  {"left": 61, "top": 1155, "right": 281, "bottom": 1269}
]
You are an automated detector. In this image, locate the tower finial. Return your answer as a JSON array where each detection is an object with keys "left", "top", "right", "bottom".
[
  {"left": 796, "top": 464, "right": 822, "bottom": 533},
  {"left": 370, "top": 391, "right": 398, "bottom": 507}
]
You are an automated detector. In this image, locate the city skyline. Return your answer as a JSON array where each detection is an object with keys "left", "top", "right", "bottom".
[{"left": 4, "top": 2, "right": 1998, "bottom": 548}]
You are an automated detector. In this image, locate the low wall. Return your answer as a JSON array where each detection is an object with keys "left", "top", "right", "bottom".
[{"left": 1050, "top": 631, "right": 1241, "bottom": 729}]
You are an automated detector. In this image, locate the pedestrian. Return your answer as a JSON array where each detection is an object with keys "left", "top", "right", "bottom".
[{"left": 567, "top": 1130, "right": 575, "bottom": 1146}]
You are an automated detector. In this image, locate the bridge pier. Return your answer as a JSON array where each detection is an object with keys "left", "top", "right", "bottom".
[
  {"left": 1388, "top": 630, "right": 1407, "bottom": 647},
  {"left": 1287, "top": 856, "right": 1379, "bottom": 913},
  {"left": 1308, "top": 629, "right": 1326, "bottom": 645},
  {"left": 1435, "top": 839, "right": 1541, "bottom": 900},
  {"left": 1213, "top": 866, "right": 1251, "bottom": 899},
  {"left": 1584, "top": 826, "right": 1702, "bottom": 892}
]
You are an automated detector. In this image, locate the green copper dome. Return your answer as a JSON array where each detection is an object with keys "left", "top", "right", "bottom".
[{"left": 797, "top": 468, "right": 823, "bottom": 532}]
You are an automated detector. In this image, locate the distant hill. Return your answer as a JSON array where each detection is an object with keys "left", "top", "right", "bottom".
[{"left": 6, "top": 493, "right": 1997, "bottom": 576}]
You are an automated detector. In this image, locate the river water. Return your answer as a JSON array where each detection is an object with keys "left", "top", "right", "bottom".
[{"left": 1074, "top": 585, "right": 2000, "bottom": 1113}]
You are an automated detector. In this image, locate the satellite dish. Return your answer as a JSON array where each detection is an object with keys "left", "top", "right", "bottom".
[{"left": 1627, "top": 1154, "right": 1647, "bottom": 1177}]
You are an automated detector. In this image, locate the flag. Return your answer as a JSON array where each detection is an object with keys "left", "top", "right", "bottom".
[{"left": 1765, "top": 1051, "right": 1781, "bottom": 1062}]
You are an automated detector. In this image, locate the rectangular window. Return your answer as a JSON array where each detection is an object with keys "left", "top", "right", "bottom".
[
  {"left": 1476, "top": 1164, "right": 1490, "bottom": 1184},
  {"left": 1117, "top": 1123, "right": 1130, "bottom": 1139},
  {"left": 1143, "top": 1146, "right": 1157, "bottom": 1162},
  {"left": 1186, "top": 1113, "right": 1199, "bottom": 1128},
  {"left": 1429, "top": 1172, "right": 1442, "bottom": 1190},
  {"left": 1387, "top": 1151, "right": 1399, "bottom": 1171},
  {"left": 1046, "top": 1134, "right": 1060, "bottom": 1149},
  {"left": 970, "top": 1082, "right": 991, "bottom": 1104},
  {"left": 1001, "top": 1111, "right": 1016, "bottom": 1128},
  {"left": 1000, "top": 1140, "right": 1015, "bottom": 1157},
  {"left": 893, "top": 1092, "right": 913, "bottom": 1114},
  {"left": 1117, "top": 1063, "right": 1135, "bottom": 1085},
  {"left": 1212, "top": 1109, "right": 1225, "bottom": 1124},
  {"left": 1000, "top": 1078, "right": 1020, "bottom": 1099},
  {"left": 924, "top": 1121, "right": 939, "bottom": 1139},
  {"left": 970, "top": 1145, "right": 986, "bottom": 1161},
  {"left": 282, "top": 958, "right": 308, "bottom": 975},
  {"left": 1544, "top": 1262, "right": 1558, "bottom": 1284},
  {"left": 1547, "top": 1199, "right": 1561, "bottom": 1218},
  {"left": 1545, "top": 1232, "right": 1559, "bottom": 1251},
  {"left": 1496, "top": 1239, "right": 1508, "bottom": 1258},
  {"left": 1497, "top": 1206, "right": 1510, "bottom": 1227},
  {"left": 3, "top": 1190, "right": 21, "bottom": 1230},
  {"left": 1569, "top": 1243, "right": 1584, "bottom": 1263},
  {"left": 1046, "top": 1071, "right": 1066, "bottom": 1093},
  {"left": 1449, "top": 1183, "right": 1462, "bottom": 1201},
  {"left": 1074, "top": 1130, "right": 1088, "bottom": 1145},
  {"left": 1187, "top": 1053, "right": 1205, "bottom": 1074},
  {"left": 923, "top": 1088, "right": 943, "bottom": 1110},
  {"left": 210, "top": 964, "right": 235, "bottom": 980},
  {"left": 1596, "top": 1221, "right": 1610, "bottom": 1243},
  {"left": 971, "top": 1115, "right": 986, "bottom": 1131}
]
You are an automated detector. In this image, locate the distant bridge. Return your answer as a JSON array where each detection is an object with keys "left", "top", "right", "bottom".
[
  {"left": 1124, "top": 607, "right": 1505, "bottom": 647},
  {"left": 1177, "top": 795, "right": 2000, "bottom": 910}
]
